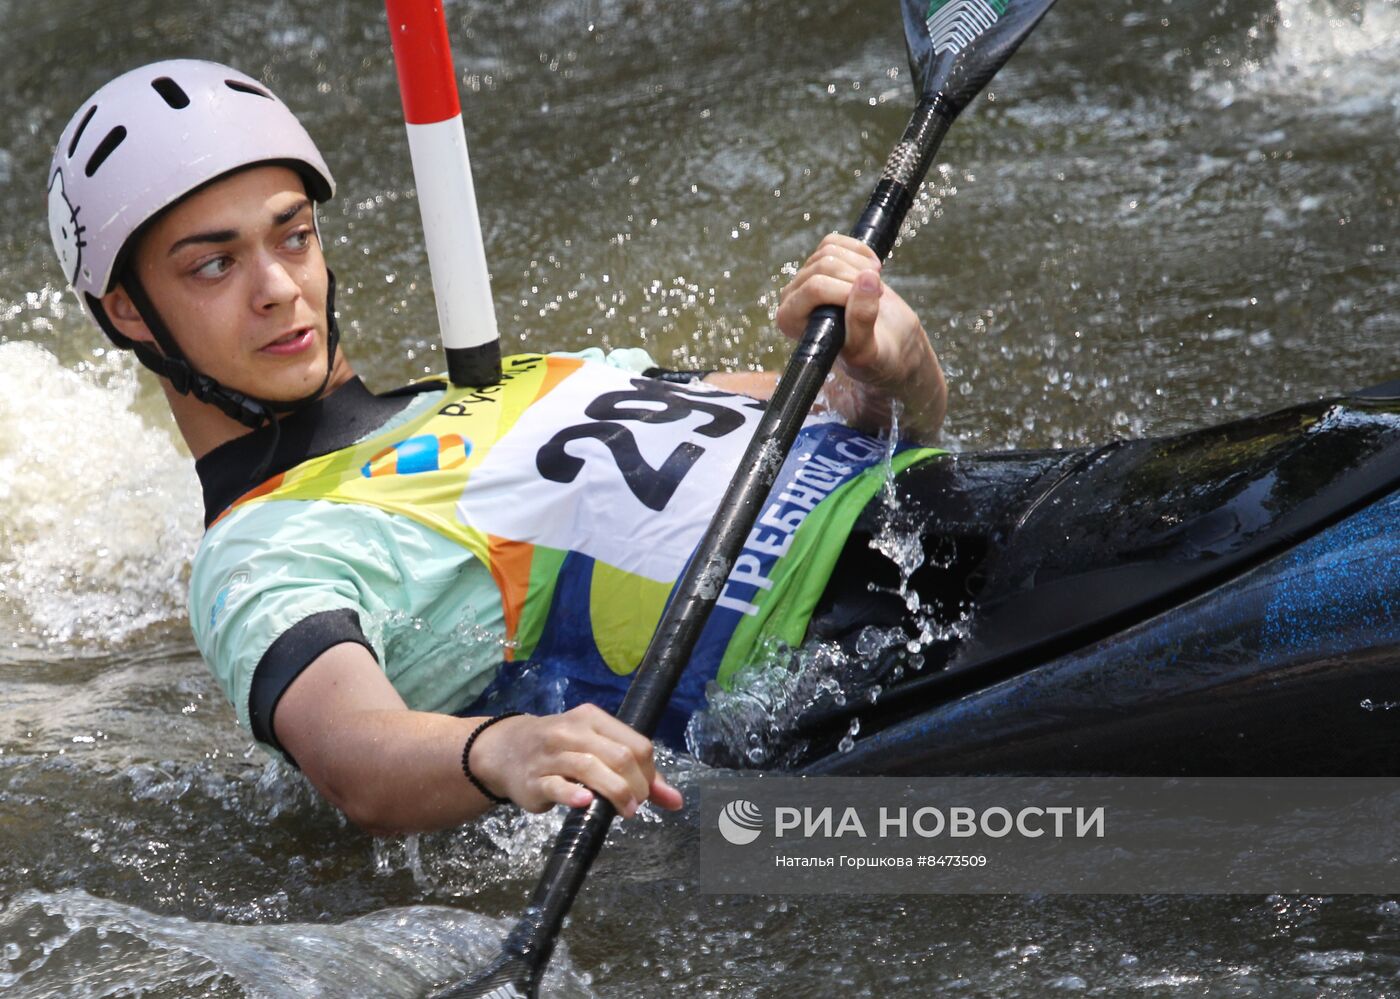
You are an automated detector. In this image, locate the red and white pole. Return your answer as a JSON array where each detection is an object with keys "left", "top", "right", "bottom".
[{"left": 385, "top": 0, "right": 501, "bottom": 387}]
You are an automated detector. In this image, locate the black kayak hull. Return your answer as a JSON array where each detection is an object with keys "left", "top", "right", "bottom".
[
  {"left": 781, "top": 383, "right": 1400, "bottom": 777},
  {"left": 805, "top": 487, "right": 1400, "bottom": 776}
]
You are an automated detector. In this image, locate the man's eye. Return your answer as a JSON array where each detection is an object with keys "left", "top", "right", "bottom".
[
  {"left": 194, "top": 257, "right": 232, "bottom": 279},
  {"left": 285, "top": 229, "right": 312, "bottom": 250}
]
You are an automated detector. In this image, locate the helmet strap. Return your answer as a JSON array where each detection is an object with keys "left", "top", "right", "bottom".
[{"left": 117, "top": 266, "right": 343, "bottom": 431}]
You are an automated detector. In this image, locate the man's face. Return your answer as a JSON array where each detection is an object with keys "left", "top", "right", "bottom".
[{"left": 104, "top": 165, "right": 331, "bottom": 403}]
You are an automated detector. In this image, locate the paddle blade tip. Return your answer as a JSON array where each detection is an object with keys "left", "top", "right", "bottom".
[
  {"left": 902, "top": 0, "right": 1059, "bottom": 112},
  {"left": 427, "top": 953, "right": 535, "bottom": 999}
]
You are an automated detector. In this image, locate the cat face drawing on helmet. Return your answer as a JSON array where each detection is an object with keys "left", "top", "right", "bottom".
[{"left": 47, "top": 169, "right": 85, "bottom": 287}]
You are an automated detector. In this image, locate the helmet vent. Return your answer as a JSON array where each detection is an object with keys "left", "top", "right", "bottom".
[
  {"left": 67, "top": 105, "right": 98, "bottom": 158},
  {"left": 225, "top": 79, "right": 273, "bottom": 100},
  {"left": 151, "top": 77, "right": 190, "bottom": 109},
  {"left": 84, "top": 126, "right": 127, "bottom": 177}
]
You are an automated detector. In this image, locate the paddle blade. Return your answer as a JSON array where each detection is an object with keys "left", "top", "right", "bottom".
[
  {"left": 428, "top": 953, "right": 535, "bottom": 999},
  {"left": 902, "top": 0, "right": 1058, "bottom": 114}
]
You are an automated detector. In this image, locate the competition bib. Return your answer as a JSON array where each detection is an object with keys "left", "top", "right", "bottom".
[{"left": 217, "top": 354, "right": 940, "bottom": 699}]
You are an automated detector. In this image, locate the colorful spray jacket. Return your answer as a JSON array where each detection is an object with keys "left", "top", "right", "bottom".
[{"left": 197, "top": 354, "right": 940, "bottom": 747}]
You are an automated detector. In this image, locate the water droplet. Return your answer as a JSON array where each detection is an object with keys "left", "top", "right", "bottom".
[{"left": 837, "top": 717, "right": 861, "bottom": 753}]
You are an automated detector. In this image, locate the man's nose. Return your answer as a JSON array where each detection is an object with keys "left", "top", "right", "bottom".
[{"left": 253, "top": 254, "right": 301, "bottom": 311}]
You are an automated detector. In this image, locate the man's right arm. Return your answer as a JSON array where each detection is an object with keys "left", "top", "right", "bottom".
[
  {"left": 668, "top": 235, "right": 947, "bottom": 440},
  {"left": 273, "top": 642, "right": 683, "bottom": 835}
]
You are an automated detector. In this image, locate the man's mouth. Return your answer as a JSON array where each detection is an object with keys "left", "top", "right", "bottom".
[{"left": 260, "top": 327, "right": 316, "bottom": 356}]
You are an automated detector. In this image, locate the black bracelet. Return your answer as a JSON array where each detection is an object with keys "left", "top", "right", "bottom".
[{"left": 462, "top": 712, "right": 524, "bottom": 806}]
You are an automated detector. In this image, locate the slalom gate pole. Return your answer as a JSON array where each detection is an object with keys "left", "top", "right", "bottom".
[{"left": 385, "top": 0, "right": 501, "bottom": 387}]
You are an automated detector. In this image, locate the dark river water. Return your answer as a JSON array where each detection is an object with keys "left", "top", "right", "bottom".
[{"left": 2, "top": 0, "right": 1398, "bottom": 995}]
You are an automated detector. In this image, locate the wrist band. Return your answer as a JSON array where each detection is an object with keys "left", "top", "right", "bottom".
[{"left": 462, "top": 712, "right": 524, "bottom": 806}]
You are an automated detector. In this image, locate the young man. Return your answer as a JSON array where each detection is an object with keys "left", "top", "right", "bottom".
[{"left": 47, "top": 60, "right": 947, "bottom": 835}]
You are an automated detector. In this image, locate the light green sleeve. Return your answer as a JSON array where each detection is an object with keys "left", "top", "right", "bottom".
[
  {"left": 190, "top": 497, "right": 507, "bottom": 756},
  {"left": 551, "top": 346, "right": 658, "bottom": 373},
  {"left": 188, "top": 500, "right": 397, "bottom": 749}
]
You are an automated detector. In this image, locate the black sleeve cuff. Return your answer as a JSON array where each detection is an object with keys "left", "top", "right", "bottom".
[
  {"left": 642, "top": 366, "right": 716, "bottom": 385},
  {"left": 249, "top": 608, "right": 377, "bottom": 762}
]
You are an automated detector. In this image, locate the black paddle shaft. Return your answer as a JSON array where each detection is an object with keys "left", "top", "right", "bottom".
[
  {"left": 619, "top": 98, "right": 952, "bottom": 735},
  {"left": 436, "top": 0, "right": 1063, "bottom": 990},
  {"left": 434, "top": 100, "right": 954, "bottom": 999}
]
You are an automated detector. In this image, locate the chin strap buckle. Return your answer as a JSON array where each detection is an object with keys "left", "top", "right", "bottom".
[
  {"left": 191, "top": 375, "right": 271, "bottom": 430},
  {"left": 164, "top": 358, "right": 194, "bottom": 396}
]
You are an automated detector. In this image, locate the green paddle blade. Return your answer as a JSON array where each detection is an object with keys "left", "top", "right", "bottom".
[{"left": 902, "top": 0, "right": 1058, "bottom": 112}]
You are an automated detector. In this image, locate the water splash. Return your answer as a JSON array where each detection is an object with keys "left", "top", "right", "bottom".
[
  {"left": 890, "top": 163, "right": 961, "bottom": 256},
  {"left": 367, "top": 805, "right": 570, "bottom": 900},
  {"left": 866, "top": 403, "right": 971, "bottom": 661},
  {"left": 686, "top": 639, "right": 840, "bottom": 769},
  {"left": 1193, "top": 0, "right": 1400, "bottom": 114},
  {"left": 0, "top": 889, "right": 597, "bottom": 998},
  {"left": 0, "top": 343, "right": 201, "bottom": 647},
  {"left": 867, "top": 403, "right": 927, "bottom": 609},
  {"left": 836, "top": 716, "right": 861, "bottom": 754},
  {"left": 688, "top": 408, "right": 973, "bottom": 767},
  {"left": 685, "top": 623, "right": 943, "bottom": 768}
]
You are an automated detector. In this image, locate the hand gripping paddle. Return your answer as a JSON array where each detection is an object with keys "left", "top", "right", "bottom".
[{"left": 428, "top": 1, "right": 1059, "bottom": 995}]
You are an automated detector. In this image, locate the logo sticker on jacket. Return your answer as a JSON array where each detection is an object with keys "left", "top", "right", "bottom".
[{"left": 361, "top": 433, "right": 471, "bottom": 478}]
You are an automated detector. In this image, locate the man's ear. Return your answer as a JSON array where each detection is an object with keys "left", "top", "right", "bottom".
[{"left": 101, "top": 285, "right": 157, "bottom": 345}]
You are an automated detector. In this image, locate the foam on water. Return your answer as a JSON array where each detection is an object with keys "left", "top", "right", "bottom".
[
  {"left": 0, "top": 889, "right": 597, "bottom": 999},
  {"left": 0, "top": 343, "right": 201, "bottom": 648},
  {"left": 1195, "top": 0, "right": 1400, "bottom": 113}
]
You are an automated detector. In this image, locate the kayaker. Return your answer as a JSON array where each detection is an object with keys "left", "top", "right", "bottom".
[{"left": 46, "top": 59, "right": 947, "bottom": 834}]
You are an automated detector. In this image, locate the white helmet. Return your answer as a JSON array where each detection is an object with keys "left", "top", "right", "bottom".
[{"left": 48, "top": 58, "right": 335, "bottom": 341}]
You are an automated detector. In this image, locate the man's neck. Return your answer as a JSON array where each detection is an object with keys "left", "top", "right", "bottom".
[{"left": 162, "top": 354, "right": 359, "bottom": 459}]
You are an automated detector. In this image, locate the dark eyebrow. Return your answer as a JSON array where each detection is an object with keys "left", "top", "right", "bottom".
[
  {"left": 167, "top": 227, "right": 238, "bottom": 256},
  {"left": 166, "top": 198, "right": 312, "bottom": 256},
  {"left": 274, "top": 198, "right": 311, "bottom": 227}
]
